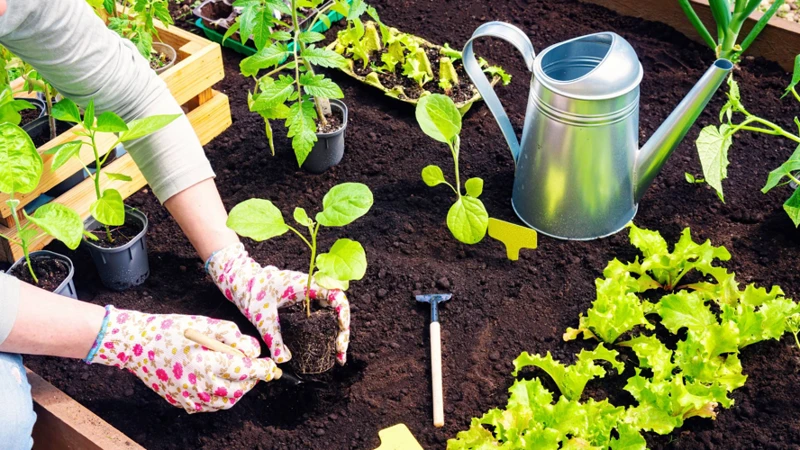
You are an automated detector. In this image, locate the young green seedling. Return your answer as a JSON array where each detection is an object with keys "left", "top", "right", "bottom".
[
  {"left": 89, "top": 0, "right": 174, "bottom": 61},
  {"left": 416, "top": 94, "right": 488, "bottom": 245},
  {"left": 227, "top": 183, "right": 373, "bottom": 316},
  {"left": 45, "top": 98, "right": 179, "bottom": 241},
  {"left": 0, "top": 123, "right": 85, "bottom": 282}
]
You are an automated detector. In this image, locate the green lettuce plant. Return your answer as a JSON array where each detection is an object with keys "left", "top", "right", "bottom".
[
  {"left": 46, "top": 98, "right": 179, "bottom": 242},
  {"left": 0, "top": 123, "right": 85, "bottom": 282},
  {"left": 227, "top": 182, "right": 373, "bottom": 316},
  {"left": 227, "top": 0, "right": 347, "bottom": 165},
  {"left": 416, "top": 94, "right": 488, "bottom": 245}
]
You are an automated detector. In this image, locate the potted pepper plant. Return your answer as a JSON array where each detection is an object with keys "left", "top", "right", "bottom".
[
  {"left": 226, "top": 182, "right": 373, "bottom": 374},
  {"left": 232, "top": 0, "right": 349, "bottom": 172},
  {"left": 0, "top": 123, "right": 86, "bottom": 297},
  {"left": 45, "top": 98, "right": 179, "bottom": 290}
]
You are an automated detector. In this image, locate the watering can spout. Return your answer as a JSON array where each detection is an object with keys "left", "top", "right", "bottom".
[{"left": 634, "top": 59, "right": 733, "bottom": 202}]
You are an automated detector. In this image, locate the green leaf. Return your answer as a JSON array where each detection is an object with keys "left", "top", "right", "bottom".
[
  {"left": 253, "top": 75, "right": 295, "bottom": 109},
  {"left": 300, "top": 46, "right": 348, "bottom": 69},
  {"left": 83, "top": 99, "right": 95, "bottom": 131},
  {"left": 628, "top": 222, "right": 668, "bottom": 257},
  {"left": 26, "top": 203, "right": 84, "bottom": 250},
  {"left": 300, "top": 73, "right": 344, "bottom": 99},
  {"left": 696, "top": 124, "right": 732, "bottom": 201},
  {"left": 315, "top": 183, "right": 373, "bottom": 227},
  {"left": 465, "top": 177, "right": 484, "bottom": 198},
  {"left": 784, "top": 188, "right": 800, "bottom": 227},
  {"left": 90, "top": 188, "right": 125, "bottom": 226},
  {"left": 415, "top": 93, "right": 461, "bottom": 144},
  {"left": 221, "top": 21, "right": 240, "bottom": 44},
  {"left": 51, "top": 99, "right": 82, "bottom": 123},
  {"left": 658, "top": 291, "right": 717, "bottom": 335},
  {"left": 610, "top": 424, "right": 647, "bottom": 450},
  {"left": 315, "top": 238, "right": 368, "bottom": 286},
  {"left": 618, "top": 335, "right": 676, "bottom": 381},
  {"left": 285, "top": 100, "right": 317, "bottom": 167},
  {"left": 226, "top": 198, "right": 289, "bottom": 241},
  {"left": 252, "top": 9, "right": 274, "bottom": 50},
  {"left": 299, "top": 31, "right": 325, "bottom": 44},
  {"left": 293, "top": 207, "right": 312, "bottom": 226},
  {"left": 784, "top": 54, "right": 800, "bottom": 98},
  {"left": 118, "top": 114, "right": 180, "bottom": 142},
  {"left": 421, "top": 165, "right": 446, "bottom": 187},
  {"left": 446, "top": 196, "right": 488, "bottom": 245},
  {"left": 45, "top": 141, "right": 83, "bottom": 171},
  {"left": 241, "top": 44, "right": 290, "bottom": 77},
  {"left": 105, "top": 172, "right": 132, "bottom": 182},
  {"left": 0, "top": 123, "right": 42, "bottom": 194},
  {"left": 95, "top": 111, "right": 128, "bottom": 133}
]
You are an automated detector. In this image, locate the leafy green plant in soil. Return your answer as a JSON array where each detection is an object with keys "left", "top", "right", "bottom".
[
  {"left": 88, "top": 0, "right": 175, "bottom": 64},
  {"left": 450, "top": 224, "right": 799, "bottom": 449},
  {"left": 46, "top": 98, "right": 179, "bottom": 242},
  {"left": 227, "top": 182, "right": 373, "bottom": 316},
  {"left": 416, "top": 94, "right": 489, "bottom": 245},
  {"left": 0, "top": 123, "right": 84, "bottom": 282}
]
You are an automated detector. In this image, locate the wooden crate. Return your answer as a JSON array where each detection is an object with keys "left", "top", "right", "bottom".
[
  {"left": 581, "top": 0, "right": 800, "bottom": 72},
  {"left": 0, "top": 21, "right": 231, "bottom": 262}
]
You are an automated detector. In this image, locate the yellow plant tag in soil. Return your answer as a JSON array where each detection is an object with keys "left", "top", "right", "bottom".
[
  {"left": 375, "top": 424, "right": 423, "bottom": 450},
  {"left": 488, "top": 218, "right": 538, "bottom": 261}
]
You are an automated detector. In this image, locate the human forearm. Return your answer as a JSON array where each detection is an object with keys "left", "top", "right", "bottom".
[{"left": 0, "top": 281, "right": 105, "bottom": 359}]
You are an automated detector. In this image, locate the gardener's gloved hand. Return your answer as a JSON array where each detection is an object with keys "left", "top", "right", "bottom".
[
  {"left": 206, "top": 243, "right": 350, "bottom": 365},
  {"left": 85, "top": 306, "right": 278, "bottom": 413}
]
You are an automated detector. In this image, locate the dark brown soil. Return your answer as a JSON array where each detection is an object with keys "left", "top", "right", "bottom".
[
  {"left": 199, "top": 1, "right": 233, "bottom": 23},
  {"left": 30, "top": 119, "right": 72, "bottom": 148},
  {"left": 317, "top": 106, "right": 344, "bottom": 134},
  {"left": 149, "top": 50, "right": 172, "bottom": 71},
  {"left": 26, "top": 0, "right": 800, "bottom": 449},
  {"left": 19, "top": 107, "right": 41, "bottom": 128},
  {"left": 8, "top": 254, "right": 70, "bottom": 292},
  {"left": 88, "top": 216, "right": 145, "bottom": 248},
  {"left": 281, "top": 304, "right": 338, "bottom": 374}
]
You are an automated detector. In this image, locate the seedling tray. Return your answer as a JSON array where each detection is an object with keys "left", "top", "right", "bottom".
[
  {"left": 0, "top": 20, "right": 232, "bottom": 263},
  {"left": 327, "top": 22, "right": 501, "bottom": 113}
]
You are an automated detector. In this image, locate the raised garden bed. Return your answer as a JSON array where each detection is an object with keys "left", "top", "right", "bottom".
[
  {"left": 0, "top": 19, "right": 231, "bottom": 263},
  {"left": 19, "top": 0, "right": 800, "bottom": 448}
]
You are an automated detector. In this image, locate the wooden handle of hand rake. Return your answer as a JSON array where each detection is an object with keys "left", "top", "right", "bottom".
[
  {"left": 184, "top": 329, "right": 283, "bottom": 379},
  {"left": 430, "top": 322, "right": 444, "bottom": 427}
]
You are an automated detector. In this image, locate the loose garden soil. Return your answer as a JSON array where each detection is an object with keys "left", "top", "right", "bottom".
[
  {"left": 23, "top": 0, "right": 800, "bottom": 449},
  {"left": 8, "top": 254, "right": 70, "bottom": 293}
]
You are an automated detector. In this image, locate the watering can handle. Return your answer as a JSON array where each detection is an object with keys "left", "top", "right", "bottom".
[{"left": 463, "top": 22, "right": 536, "bottom": 163}]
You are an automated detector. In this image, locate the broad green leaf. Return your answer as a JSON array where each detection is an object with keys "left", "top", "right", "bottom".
[
  {"left": 269, "top": 31, "right": 292, "bottom": 42},
  {"left": 784, "top": 188, "right": 800, "bottom": 227},
  {"left": 237, "top": 2, "right": 258, "bottom": 46},
  {"left": 465, "top": 177, "right": 484, "bottom": 198},
  {"left": 315, "top": 182, "right": 373, "bottom": 227},
  {"left": 421, "top": 165, "right": 446, "bottom": 187},
  {"left": 577, "top": 343, "right": 624, "bottom": 373},
  {"left": 314, "top": 272, "right": 349, "bottom": 291},
  {"left": 253, "top": 75, "right": 295, "bottom": 109},
  {"left": 300, "top": 46, "right": 348, "bottom": 68},
  {"left": 105, "top": 172, "right": 132, "bottom": 182},
  {"left": 285, "top": 100, "right": 317, "bottom": 167},
  {"left": 415, "top": 94, "right": 461, "bottom": 144},
  {"left": 512, "top": 350, "right": 607, "bottom": 401},
  {"left": 95, "top": 111, "right": 128, "bottom": 133},
  {"left": 696, "top": 124, "right": 732, "bottom": 201},
  {"left": 784, "top": 54, "right": 800, "bottom": 98},
  {"left": 299, "top": 31, "right": 325, "bottom": 44},
  {"left": 618, "top": 335, "right": 675, "bottom": 381},
  {"left": 446, "top": 196, "right": 488, "bottom": 245},
  {"left": 293, "top": 207, "right": 312, "bottom": 226},
  {"left": 51, "top": 99, "right": 82, "bottom": 123},
  {"left": 91, "top": 188, "right": 125, "bottom": 226},
  {"left": 0, "top": 123, "right": 42, "bottom": 194},
  {"left": 658, "top": 291, "right": 717, "bottom": 335},
  {"left": 26, "top": 203, "right": 83, "bottom": 250},
  {"left": 43, "top": 141, "right": 83, "bottom": 171},
  {"left": 227, "top": 198, "right": 288, "bottom": 241},
  {"left": 628, "top": 223, "right": 668, "bottom": 257},
  {"left": 241, "top": 44, "right": 290, "bottom": 77},
  {"left": 252, "top": 9, "right": 274, "bottom": 50},
  {"left": 315, "top": 238, "right": 367, "bottom": 284},
  {"left": 119, "top": 114, "right": 180, "bottom": 142},
  {"left": 300, "top": 73, "right": 344, "bottom": 99},
  {"left": 221, "top": 21, "right": 240, "bottom": 44},
  {"left": 83, "top": 99, "right": 95, "bottom": 131},
  {"left": 762, "top": 145, "right": 800, "bottom": 193}
]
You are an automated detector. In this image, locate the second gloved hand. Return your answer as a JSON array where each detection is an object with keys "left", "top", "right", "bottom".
[{"left": 206, "top": 243, "right": 350, "bottom": 365}]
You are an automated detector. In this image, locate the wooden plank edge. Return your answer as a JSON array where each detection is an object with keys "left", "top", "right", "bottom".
[{"left": 26, "top": 368, "right": 144, "bottom": 450}]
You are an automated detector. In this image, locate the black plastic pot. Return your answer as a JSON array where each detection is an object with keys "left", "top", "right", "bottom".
[
  {"left": 17, "top": 97, "right": 46, "bottom": 132},
  {"left": 83, "top": 207, "right": 149, "bottom": 291},
  {"left": 152, "top": 42, "right": 177, "bottom": 75},
  {"left": 302, "top": 99, "right": 348, "bottom": 174},
  {"left": 8, "top": 250, "right": 77, "bottom": 298}
]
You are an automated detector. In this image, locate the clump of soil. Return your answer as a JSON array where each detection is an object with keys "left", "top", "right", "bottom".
[
  {"left": 88, "top": 217, "right": 145, "bottom": 249},
  {"left": 19, "top": 107, "right": 41, "bottom": 128},
  {"left": 281, "top": 303, "right": 338, "bottom": 374},
  {"left": 8, "top": 254, "right": 70, "bottom": 292},
  {"left": 317, "top": 106, "right": 344, "bottom": 134}
]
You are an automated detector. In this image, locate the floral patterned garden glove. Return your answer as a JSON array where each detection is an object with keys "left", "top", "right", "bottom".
[
  {"left": 206, "top": 243, "right": 351, "bottom": 365},
  {"left": 85, "top": 306, "right": 279, "bottom": 413}
]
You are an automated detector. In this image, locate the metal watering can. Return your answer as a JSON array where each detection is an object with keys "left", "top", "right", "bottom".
[{"left": 463, "top": 22, "right": 733, "bottom": 240}]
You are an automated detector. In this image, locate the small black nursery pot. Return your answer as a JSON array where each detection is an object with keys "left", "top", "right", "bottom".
[
  {"left": 83, "top": 207, "right": 149, "bottom": 291},
  {"left": 303, "top": 99, "right": 348, "bottom": 174},
  {"left": 8, "top": 250, "right": 77, "bottom": 299}
]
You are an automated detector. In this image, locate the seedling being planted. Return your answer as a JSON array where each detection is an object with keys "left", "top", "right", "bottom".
[
  {"left": 416, "top": 94, "right": 488, "bottom": 244},
  {"left": 0, "top": 123, "right": 84, "bottom": 288}
]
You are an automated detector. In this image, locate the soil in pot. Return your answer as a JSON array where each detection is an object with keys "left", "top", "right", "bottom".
[
  {"left": 19, "top": 107, "right": 41, "bottom": 128},
  {"left": 150, "top": 51, "right": 172, "bottom": 71},
  {"left": 316, "top": 106, "right": 344, "bottom": 133},
  {"left": 8, "top": 254, "right": 70, "bottom": 292},
  {"left": 200, "top": 0, "right": 233, "bottom": 22},
  {"left": 280, "top": 303, "right": 338, "bottom": 374},
  {"left": 31, "top": 119, "right": 72, "bottom": 148},
  {"left": 88, "top": 216, "right": 145, "bottom": 249}
]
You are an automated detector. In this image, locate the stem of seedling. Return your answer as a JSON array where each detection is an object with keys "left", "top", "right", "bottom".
[
  {"left": 89, "top": 132, "right": 114, "bottom": 243},
  {"left": 8, "top": 196, "right": 37, "bottom": 283},
  {"left": 305, "top": 223, "right": 320, "bottom": 318},
  {"left": 450, "top": 136, "right": 461, "bottom": 197},
  {"left": 291, "top": 0, "right": 328, "bottom": 127},
  {"left": 44, "top": 83, "right": 56, "bottom": 141}
]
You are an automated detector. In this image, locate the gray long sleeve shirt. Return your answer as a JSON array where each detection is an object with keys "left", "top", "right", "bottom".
[{"left": 0, "top": 0, "right": 216, "bottom": 346}]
